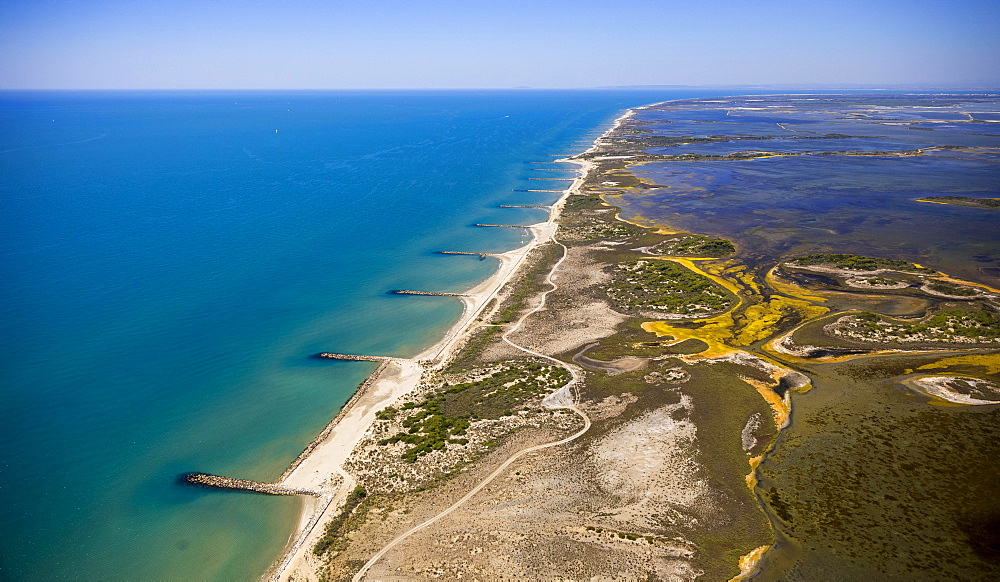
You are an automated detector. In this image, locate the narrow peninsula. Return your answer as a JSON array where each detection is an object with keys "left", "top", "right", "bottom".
[{"left": 197, "top": 94, "right": 999, "bottom": 581}]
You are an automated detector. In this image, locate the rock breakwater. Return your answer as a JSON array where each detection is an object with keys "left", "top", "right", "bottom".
[{"left": 183, "top": 473, "right": 321, "bottom": 496}]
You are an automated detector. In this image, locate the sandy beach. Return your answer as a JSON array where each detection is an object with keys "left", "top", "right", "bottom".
[{"left": 266, "top": 119, "right": 616, "bottom": 581}]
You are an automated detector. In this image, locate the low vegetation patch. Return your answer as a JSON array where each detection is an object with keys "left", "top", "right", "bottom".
[
  {"left": 834, "top": 308, "right": 1000, "bottom": 344},
  {"left": 313, "top": 486, "right": 368, "bottom": 556},
  {"left": 561, "top": 194, "right": 605, "bottom": 211},
  {"left": 489, "top": 242, "right": 562, "bottom": 325},
  {"left": 789, "top": 253, "right": 935, "bottom": 273},
  {"left": 596, "top": 171, "right": 643, "bottom": 188},
  {"left": 928, "top": 281, "right": 978, "bottom": 296},
  {"left": 653, "top": 235, "right": 735, "bottom": 257},
  {"left": 583, "top": 525, "right": 677, "bottom": 545},
  {"left": 607, "top": 259, "right": 734, "bottom": 315},
  {"left": 866, "top": 276, "right": 897, "bottom": 286},
  {"left": 920, "top": 196, "right": 1000, "bottom": 209},
  {"left": 559, "top": 219, "right": 637, "bottom": 243},
  {"left": 378, "top": 364, "right": 571, "bottom": 462}
]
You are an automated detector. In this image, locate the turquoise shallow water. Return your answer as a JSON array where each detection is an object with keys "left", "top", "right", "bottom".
[{"left": 0, "top": 89, "right": 731, "bottom": 581}]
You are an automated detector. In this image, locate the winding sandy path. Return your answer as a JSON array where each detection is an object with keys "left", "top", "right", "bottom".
[{"left": 352, "top": 237, "right": 591, "bottom": 581}]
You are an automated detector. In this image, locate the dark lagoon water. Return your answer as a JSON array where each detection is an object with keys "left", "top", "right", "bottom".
[
  {"left": 619, "top": 95, "right": 1000, "bottom": 287},
  {"left": 0, "top": 89, "right": 738, "bottom": 581},
  {"left": 623, "top": 155, "right": 1000, "bottom": 284}
]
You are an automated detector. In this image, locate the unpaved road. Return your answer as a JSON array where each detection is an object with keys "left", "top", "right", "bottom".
[{"left": 352, "top": 238, "right": 591, "bottom": 581}]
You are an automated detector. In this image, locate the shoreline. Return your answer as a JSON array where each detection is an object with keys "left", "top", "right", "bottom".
[{"left": 267, "top": 111, "right": 629, "bottom": 581}]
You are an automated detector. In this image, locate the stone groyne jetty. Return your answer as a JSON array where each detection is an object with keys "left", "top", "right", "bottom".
[
  {"left": 311, "top": 352, "right": 392, "bottom": 362},
  {"left": 513, "top": 189, "right": 564, "bottom": 193},
  {"left": 390, "top": 289, "right": 470, "bottom": 297},
  {"left": 437, "top": 251, "right": 502, "bottom": 259},
  {"left": 184, "top": 473, "right": 321, "bottom": 496},
  {"left": 499, "top": 204, "right": 550, "bottom": 208},
  {"left": 475, "top": 223, "right": 533, "bottom": 229},
  {"left": 528, "top": 177, "right": 574, "bottom": 181}
]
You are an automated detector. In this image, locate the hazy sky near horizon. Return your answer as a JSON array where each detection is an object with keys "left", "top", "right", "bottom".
[{"left": 1, "top": 0, "right": 998, "bottom": 89}]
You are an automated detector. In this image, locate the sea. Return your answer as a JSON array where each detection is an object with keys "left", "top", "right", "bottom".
[{"left": 0, "top": 89, "right": 730, "bottom": 581}]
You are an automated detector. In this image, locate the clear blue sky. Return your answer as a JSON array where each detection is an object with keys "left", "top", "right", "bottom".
[{"left": 1, "top": 0, "right": 998, "bottom": 89}]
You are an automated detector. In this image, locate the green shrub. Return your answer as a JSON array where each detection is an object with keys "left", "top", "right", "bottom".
[
  {"left": 607, "top": 260, "right": 733, "bottom": 314},
  {"left": 378, "top": 365, "right": 571, "bottom": 462},
  {"left": 313, "top": 486, "right": 368, "bottom": 555}
]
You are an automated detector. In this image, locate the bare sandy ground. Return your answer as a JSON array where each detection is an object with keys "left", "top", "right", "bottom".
[
  {"left": 904, "top": 375, "right": 1000, "bottom": 405},
  {"left": 354, "top": 402, "right": 708, "bottom": 581}
]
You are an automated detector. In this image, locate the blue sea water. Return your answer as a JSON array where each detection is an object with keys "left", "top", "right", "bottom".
[{"left": 0, "top": 89, "right": 727, "bottom": 581}]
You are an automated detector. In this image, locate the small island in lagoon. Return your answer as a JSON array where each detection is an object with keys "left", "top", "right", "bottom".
[{"left": 917, "top": 195, "right": 1000, "bottom": 209}]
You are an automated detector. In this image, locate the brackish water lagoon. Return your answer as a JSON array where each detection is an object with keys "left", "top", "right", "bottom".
[
  {"left": 611, "top": 95, "right": 1000, "bottom": 286},
  {"left": 589, "top": 94, "right": 1000, "bottom": 578}
]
